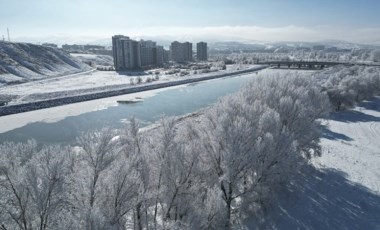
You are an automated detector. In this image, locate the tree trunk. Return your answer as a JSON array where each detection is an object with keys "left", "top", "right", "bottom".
[
  {"left": 225, "top": 198, "right": 232, "bottom": 229},
  {"left": 90, "top": 173, "right": 99, "bottom": 208},
  {"left": 221, "top": 181, "right": 233, "bottom": 229},
  {"left": 136, "top": 202, "right": 143, "bottom": 230},
  {"left": 154, "top": 172, "right": 162, "bottom": 230},
  {"left": 145, "top": 208, "right": 149, "bottom": 230},
  {"left": 165, "top": 188, "right": 178, "bottom": 221}
]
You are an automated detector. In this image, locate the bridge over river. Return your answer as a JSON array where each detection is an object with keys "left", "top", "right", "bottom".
[{"left": 257, "top": 61, "right": 350, "bottom": 69}]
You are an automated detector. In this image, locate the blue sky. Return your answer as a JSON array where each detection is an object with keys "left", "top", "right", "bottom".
[{"left": 1, "top": 0, "right": 380, "bottom": 44}]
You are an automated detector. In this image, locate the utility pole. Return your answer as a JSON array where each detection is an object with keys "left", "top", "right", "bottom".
[{"left": 7, "top": 28, "right": 10, "bottom": 42}]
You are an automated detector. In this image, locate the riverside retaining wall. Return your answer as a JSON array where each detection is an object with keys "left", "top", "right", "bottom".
[{"left": 0, "top": 66, "right": 267, "bottom": 116}]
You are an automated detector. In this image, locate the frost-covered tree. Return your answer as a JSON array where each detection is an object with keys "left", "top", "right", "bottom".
[
  {"left": 0, "top": 70, "right": 338, "bottom": 229},
  {"left": 0, "top": 141, "right": 72, "bottom": 230},
  {"left": 23, "top": 145, "right": 72, "bottom": 229},
  {"left": 156, "top": 119, "right": 202, "bottom": 226},
  {"left": 318, "top": 66, "right": 380, "bottom": 110},
  {"left": 0, "top": 141, "right": 38, "bottom": 230},
  {"left": 69, "top": 129, "right": 120, "bottom": 228},
  {"left": 100, "top": 158, "right": 138, "bottom": 229},
  {"left": 148, "top": 118, "right": 181, "bottom": 228},
  {"left": 119, "top": 119, "right": 150, "bottom": 230},
  {"left": 196, "top": 95, "right": 293, "bottom": 228},
  {"left": 242, "top": 73, "right": 330, "bottom": 158},
  {"left": 186, "top": 72, "right": 331, "bottom": 228}
]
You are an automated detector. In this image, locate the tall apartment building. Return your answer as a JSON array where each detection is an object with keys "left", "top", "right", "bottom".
[
  {"left": 196, "top": 42, "right": 208, "bottom": 61},
  {"left": 140, "top": 40, "right": 156, "bottom": 67},
  {"left": 155, "top": 45, "right": 165, "bottom": 66},
  {"left": 112, "top": 35, "right": 169, "bottom": 70},
  {"left": 112, "top": 35, "right": 128, "bottom": 69},
  {"left": 163, "top": 49, "right": 170, "bottom": 63},
  {"left": 170, "top": 41, "right": 192, "bottom": 63},
  {"left": 114, "top": 37, "right": 141, "bottom": 70},
  {"left": 170, "top": 41, "right": 184, "bottom": 63},
  {"left": 183, "top": 42, "right": 193, "bottom": 61}
]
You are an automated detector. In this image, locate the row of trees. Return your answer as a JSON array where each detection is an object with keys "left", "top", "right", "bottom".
[
  {"left": 0, "top": 73, "right": 331, "bottom": 229},
  {"left": 211, "top": 49, "right": 380, "bottom": 65},
  {"left": 316, "top": 65, "right": 380, "bottom": 110},
  {"left": 130, "top": 75, "right": 160, "bottom": 85}
]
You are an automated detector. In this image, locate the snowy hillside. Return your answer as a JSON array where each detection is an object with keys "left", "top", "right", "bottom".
[{"left": 0, "top": 41, "right": 92, "bottom": 84}]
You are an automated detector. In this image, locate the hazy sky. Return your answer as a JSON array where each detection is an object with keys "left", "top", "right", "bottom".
[{"left": 1, "top": 0, "right": 380, "bottom": 44}]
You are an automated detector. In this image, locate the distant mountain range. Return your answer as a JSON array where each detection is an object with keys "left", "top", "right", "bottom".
[{"left": 209, "top": 40, "right": 380, "bottom": 51}]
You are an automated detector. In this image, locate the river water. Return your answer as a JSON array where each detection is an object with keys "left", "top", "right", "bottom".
[{"left": 0, "top": 72, "right": 263, "bottom": 144}]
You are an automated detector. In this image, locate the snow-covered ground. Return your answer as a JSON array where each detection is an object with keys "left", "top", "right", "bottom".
[
  {"left": 0, "top": 70, "right": 133, "bottom": 102},
  {"left": 0, "top": 64, "right": 263, "bottom": 105},
  {"left": 247, "top": 97, "right": 380, "bottom": 229},
  {"left": 318, "top": 99, "right": 380, "bottom": 192},
  {"left": 70, "top": 53, "right": 113, "bottom": 67}
]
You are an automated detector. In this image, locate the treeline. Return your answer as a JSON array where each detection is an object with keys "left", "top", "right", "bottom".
[
  {"left": 0, "top": 73, "right": 331, "bottom": 229},
  {"left": 211, "top": 49, "right": 380, "bottom": 64}
]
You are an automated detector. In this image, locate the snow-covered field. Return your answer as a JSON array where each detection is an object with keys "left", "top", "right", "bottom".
[
  {"left": 70, "top": 53, "right": 113, "bottom": 67},
  {"left": 318, "top": 98, "right": 380, "bottom": 192},
  {"left": 247, "top": 97, "right": 380, "bottom": 229},
  {"left": 0, "top": 70, "right": 134, "bottom": 103}
]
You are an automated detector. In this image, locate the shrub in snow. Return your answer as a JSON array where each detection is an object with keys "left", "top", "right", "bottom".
[{"left": 179, "top": 71, "right": 189, "bottom": 77}]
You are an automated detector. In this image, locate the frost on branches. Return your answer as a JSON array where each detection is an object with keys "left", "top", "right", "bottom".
[
  {"left": 316, "top": 65, "right": 380, "bottom": 111},
  {"left": 0, "top": 73, "right": 331, "bottom": 229}
]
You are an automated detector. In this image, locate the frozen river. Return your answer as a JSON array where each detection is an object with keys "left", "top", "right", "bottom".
[{"left": 0, "top": 71, "right": 263, "bottom": 143}]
